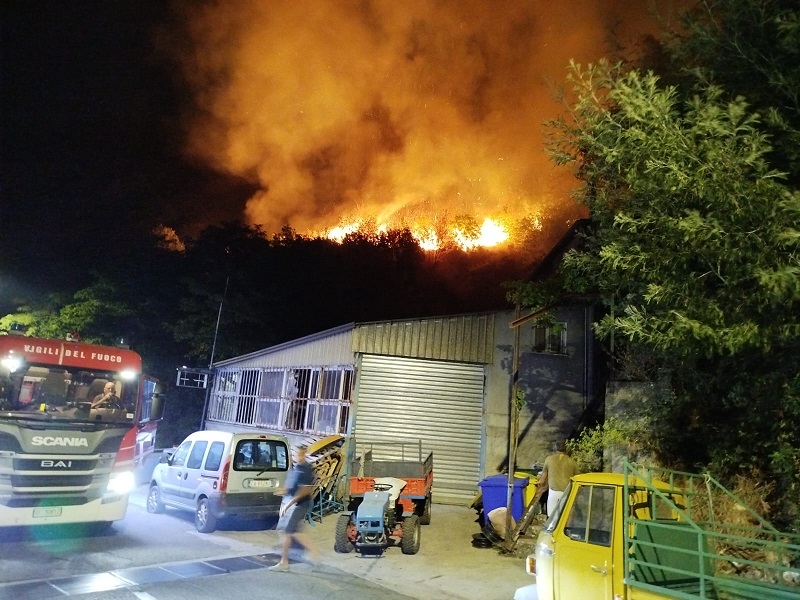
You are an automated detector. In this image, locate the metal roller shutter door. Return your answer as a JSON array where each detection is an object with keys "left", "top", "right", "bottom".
[{"left": 353, "top": 354, "right": 484, "bottom": 504}]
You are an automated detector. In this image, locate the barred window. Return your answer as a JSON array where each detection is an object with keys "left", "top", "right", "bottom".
[
  {"left": 217, "top": 370, "right": 238, "bottom": 392},
  {"left": 321, "top": 368, "right": 353, "bottom": 400},
  {"left": 208, "top": 365, "right": 353, "bottom": 435},
  {"left": 239, "top": 369, "right": 262, "bottom": 396},
  {"left": 261, "top": 370, "right": 285, "bottom": 397},
  {"left": 293, "top": 368, "right": 320, "bottom": 399},
  {"left": 532, "top": 322, "right": 567, "bottom": 355}
]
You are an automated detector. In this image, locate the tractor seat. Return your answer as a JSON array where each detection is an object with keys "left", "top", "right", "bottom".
[{"left": 372, "top": 477, "right": 407, "bottom": 503}]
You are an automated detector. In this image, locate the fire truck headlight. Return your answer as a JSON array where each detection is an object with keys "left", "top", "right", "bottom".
[
  {"left": 1, "top": 356, "right": 23, "bottom": 373},
  {"left": 107, "top": 471, "right": 136, "bottom": 495}
]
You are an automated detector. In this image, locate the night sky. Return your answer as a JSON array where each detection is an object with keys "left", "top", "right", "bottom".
[
  {"left": 1, "top": 0, "right": 681, "bottom": 312},
  {"left": 1, "top": 1, "right": 254, "bottom": 306}
]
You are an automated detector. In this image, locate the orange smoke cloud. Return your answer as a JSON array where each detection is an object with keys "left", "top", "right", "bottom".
[{"left": 172, "top": 0, "right": 678, "bottom": 235}]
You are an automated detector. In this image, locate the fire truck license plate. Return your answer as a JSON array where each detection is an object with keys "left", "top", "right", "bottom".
[{"left": 33, "top": 507, "right": 62, "bottom": 518}]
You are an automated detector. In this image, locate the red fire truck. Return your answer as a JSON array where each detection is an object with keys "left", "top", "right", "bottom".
[{"left": 0, "top": 334, "right": 162, "bottom": 528}]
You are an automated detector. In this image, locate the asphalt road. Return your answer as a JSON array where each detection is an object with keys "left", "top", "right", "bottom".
[
  {"left": 0, "top": 484, "right": 534, "bottom": 600},
  {"left": 0, "top": 497, "right": 417, "bottom": 600}
]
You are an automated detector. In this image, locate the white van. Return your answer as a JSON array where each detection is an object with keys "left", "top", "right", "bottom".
[{"left": 146, "top": 430, "right": 290, "bottom": 533}]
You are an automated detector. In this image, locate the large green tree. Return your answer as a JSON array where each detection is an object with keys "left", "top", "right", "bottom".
[
  {"left": 665, "top": 0, "right": 800, "bottom": 181},
  {"left": 517, "top": 1, "right": 800, "bottom": 527}
]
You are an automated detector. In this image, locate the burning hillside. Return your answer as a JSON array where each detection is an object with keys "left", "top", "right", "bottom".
[
  {"left": 322, "top": 214, "right": 541, "bottom": 251},
  {"left": 167, "top": 0, "right": 681, "bottom": 244}
]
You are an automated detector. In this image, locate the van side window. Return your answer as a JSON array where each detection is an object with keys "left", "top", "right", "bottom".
[
  {"left": 564, "top": 486, "right": 589, "bottom": 541},
  {"left": 187, "top": 441, "right": 208, "bottom": 469},
  {"left": 204, "top": 441, "right": 225, "bottom": 471},
  {"left": 171, "top": 440, "right": 192, "bottom": 467},
  {"left": 587, "top": 487, "right": 614, "bottom": 546},
  {"left": 563, "top": 485, "right": 614, "bottom": 547}
]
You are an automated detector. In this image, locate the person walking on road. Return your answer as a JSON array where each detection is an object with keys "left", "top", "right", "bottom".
[
  {"left": 269, "top": 443, "right": 317, "bottom": 572},
  {"left": 534, "top": 441, "right": 580, "bottom": 516}
]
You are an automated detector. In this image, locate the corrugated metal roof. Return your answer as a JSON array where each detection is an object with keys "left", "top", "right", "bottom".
[
  {"left": 212, "top": 323, "right": 355, "bottom": 368},
  {"left": 352, "top": 313, "right": 494, "bottom": 364},
  {"left": 213, "top": 313, "right": 497, "bottom": 368}
]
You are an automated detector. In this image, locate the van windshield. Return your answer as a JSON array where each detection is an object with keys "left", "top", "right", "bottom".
[{"left": 234, "top": 439, "right": 289, "bottom": 471}]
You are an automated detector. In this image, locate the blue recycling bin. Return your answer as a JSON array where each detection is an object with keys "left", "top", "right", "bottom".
[{"left": 478, "top": 474, "right": 529, "bottom": 522}]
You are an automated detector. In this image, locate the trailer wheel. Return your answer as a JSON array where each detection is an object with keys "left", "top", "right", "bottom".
[
  {"left": 401, "top": 515, "right": 421, "bottom": 555},
  {"left": 334, "top": 514, "right": 355, "bottom": 553},
  {"left": 419, "top": 495, "right": 431, "bottom": 525},
  {"left": 146, "top": 484, "right": 164, "bottom": 514},
  {"left": 195, "top": 497, "right": 218, "bottom": 533}
]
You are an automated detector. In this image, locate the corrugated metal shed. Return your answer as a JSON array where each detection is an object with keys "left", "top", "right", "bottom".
[
  {"left": 212, "top": 323, "right": 355, "bottom": 369},
  {"left": 352, "top": 313, "right": 495, "bottom": 364},
  {"left": 354, "top": 354, "right": 485, "bottom": 503}
]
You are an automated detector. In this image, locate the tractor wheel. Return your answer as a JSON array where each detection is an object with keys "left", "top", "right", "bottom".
[
  {"left": 419, "top": 495, "right": 432, "bottom": 525},
  {"left": 195, "top": 497, "right": 218, "bottom": 533},
  {"left": 401, "top": 515, "right": 421, "bottom": 555},
  {"left": 334, "top": 514, "right": 355, "bottom": 553},
  {"left": 146, "top": 484, "right": 164, "bottom": 514}
]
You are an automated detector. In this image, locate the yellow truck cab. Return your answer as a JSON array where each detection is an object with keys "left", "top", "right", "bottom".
[{"left": 528, "top": 463, "right": 800, "bottom": 600}]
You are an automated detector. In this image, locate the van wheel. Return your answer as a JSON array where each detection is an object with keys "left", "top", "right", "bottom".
[
  {"left": 195, "top": 497, "right": 217, "bottom": 533},
  {"left": 147, "top": 484, "right": 164, "bottom": 514}
]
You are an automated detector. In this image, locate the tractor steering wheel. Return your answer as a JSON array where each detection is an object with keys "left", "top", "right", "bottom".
[{"left": 373, "top": 483, "right": 393, "bottom": 492}]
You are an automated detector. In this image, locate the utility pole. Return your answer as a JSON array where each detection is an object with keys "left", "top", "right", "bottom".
[
  {"left": 503, "top": 301, "right": 559, "bottom": 551},
  {"left": 200, "top": 276, "right": 229, "bottom": 431},
  {"left": 503, "top": 303, "right": 521, "bottom": 550},
  {"left": 208, "top": 276, "right": 230, "bottom": 368}
]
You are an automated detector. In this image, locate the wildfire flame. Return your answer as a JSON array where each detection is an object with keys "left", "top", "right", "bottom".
[
  {"left": 453, "top": 218, "right": 509, "bottom": 250},
  {"left": 323, "top": 216, "right": 512, "bottom": 252}
]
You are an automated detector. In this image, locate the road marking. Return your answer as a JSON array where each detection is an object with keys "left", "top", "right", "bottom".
[{"left": 134, "top": 592, "right": 158, "bottom": 600}]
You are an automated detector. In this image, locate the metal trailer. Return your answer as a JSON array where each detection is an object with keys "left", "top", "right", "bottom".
[{"left": 347, "top": 439, "right": 433, "bottom": 525}]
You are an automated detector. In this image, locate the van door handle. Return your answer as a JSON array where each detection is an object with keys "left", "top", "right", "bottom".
[
  {"left": 591, "top": 564, "right": 607, "bottom": 576},
  {"left": 183, "top": 472, "right": 188, "bottom": 480}
]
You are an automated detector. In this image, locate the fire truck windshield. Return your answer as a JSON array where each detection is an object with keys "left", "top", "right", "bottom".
[{"left": 0, "top": 364, "right": 137, "bottom": 423}]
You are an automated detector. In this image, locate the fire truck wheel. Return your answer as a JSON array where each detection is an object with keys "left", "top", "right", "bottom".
[
  {"left": 147, "top": 484, "right": 165, "bottom": 514},
  {"left": 93, "top": 521, "right": 114, "bottom": 534},
  {"left": 195, "top": 497, "right": 218, "bottom": 533}
]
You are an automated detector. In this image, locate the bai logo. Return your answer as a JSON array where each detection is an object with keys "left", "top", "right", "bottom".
[{"left": 41, "top": 459, "right": 73, "bottom": 468}]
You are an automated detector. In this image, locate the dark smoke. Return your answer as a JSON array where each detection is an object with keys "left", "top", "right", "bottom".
[{"left": 170, "top": 0, "right": 682, "bottom": 235}]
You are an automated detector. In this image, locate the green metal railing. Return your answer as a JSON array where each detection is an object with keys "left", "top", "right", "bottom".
[{"left": 622, "top": 461, "right": 800, "bottom": 600}]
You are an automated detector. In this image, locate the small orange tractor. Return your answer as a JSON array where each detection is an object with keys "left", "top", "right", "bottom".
[{"left": 334, "top": 439, "right": 433, "bottom": 556}]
